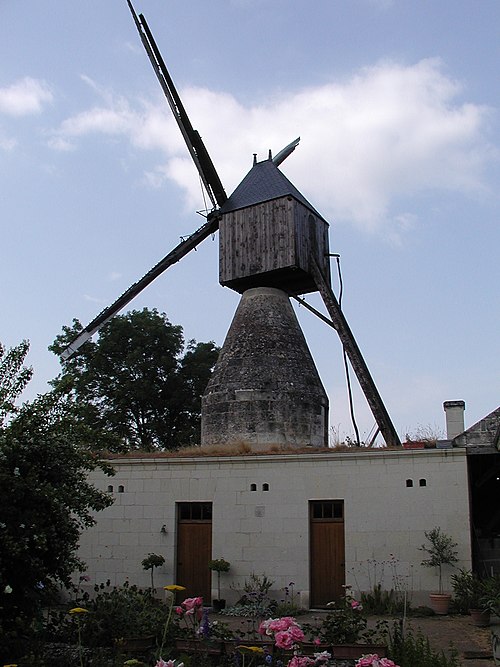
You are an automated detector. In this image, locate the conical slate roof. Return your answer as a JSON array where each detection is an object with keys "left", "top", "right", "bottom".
[{"left": 219, "top": 159, "right": 325, "bottom": 219}]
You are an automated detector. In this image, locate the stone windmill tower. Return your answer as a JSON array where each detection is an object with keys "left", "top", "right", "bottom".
[{"left": 61, "top": 3, "right": 401, "bottom": 450}]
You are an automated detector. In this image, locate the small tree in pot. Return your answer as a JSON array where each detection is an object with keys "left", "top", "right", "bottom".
[
  {"left": 419, "top": 527, "right": 459, "bottom": 614},
  {"left": 142, "top": 552, "right": 165, "bottom": 592},
  {"left": 209, "top": 558, "right": 230, "bottom": 611}
]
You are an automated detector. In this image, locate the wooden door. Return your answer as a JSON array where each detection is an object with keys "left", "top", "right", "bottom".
[
  {"left": 310, "top": 500, "right": 345, "bottom": 607},
  {"left": 176, "top": 502, "right": 212, "bottom": 601}
]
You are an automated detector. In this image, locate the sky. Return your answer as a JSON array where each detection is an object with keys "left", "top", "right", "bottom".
[{"left": 1, "top": 0, "right": 499, "bottom": 444}]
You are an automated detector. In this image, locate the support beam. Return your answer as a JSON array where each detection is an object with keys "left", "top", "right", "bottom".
[{"left": 310, "top": 257, "right": 401, "bottom": 447}]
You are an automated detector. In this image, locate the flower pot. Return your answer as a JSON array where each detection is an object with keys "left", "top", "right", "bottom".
[
  {"left": 212, "top": 598, "right": 226, "bottom": 612},
  {"left": 115, "top": 635, "right": 156, "bottom": 652},
  {"left": 175, "top": 638, "right": 223, "bottom": 655},
  {"left": 403, "top": 441, "right": 426, "bottom": 449},
  {"left": 301, "top": 642, "right": 331, "bottom": 656},
  {"left": 469, "top": 608, "right": 490, "bottom": 627},
  {"left": 429, "top": 593, "right": 452, "bottom": 615}
]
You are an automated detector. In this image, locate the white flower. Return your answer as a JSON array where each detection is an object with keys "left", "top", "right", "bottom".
[{"left": 4, "top": 585, "right": 13, "bottom": 594}]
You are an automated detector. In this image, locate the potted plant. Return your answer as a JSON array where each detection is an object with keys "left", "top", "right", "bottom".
[
  {"left": 419, "top": 527, "right": 459, "bottom": 614},
  {"left": 451, "top": 568, "right": 491, "bottom": 625},
  {"left": 208, "top": 558, "right": 230, "bottom": 611},
  {"left": 141, "top": 552, "right": 165, "bottom": 591}
]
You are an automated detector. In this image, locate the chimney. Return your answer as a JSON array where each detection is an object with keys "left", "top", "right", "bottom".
[{"left": 443, "top": 400, "right": 465, "bottom": 439}]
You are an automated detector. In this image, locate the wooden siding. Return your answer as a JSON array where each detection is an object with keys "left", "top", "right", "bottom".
[{"left": 219, "top": 196, "right": 330, "bottom": 295}]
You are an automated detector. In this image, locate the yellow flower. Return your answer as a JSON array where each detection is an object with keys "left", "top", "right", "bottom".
[
  {"left": 163, "top": 584, "right": 186, "bottom": 591},
  {"left": 236, "top": 646, "right": 265, "bottom": 654},
  {"left": 68, "top": 607, "right": 89, "bottom": 614},
  {"left": 3, "top": 664, "right": 19, "bottom": 666}
]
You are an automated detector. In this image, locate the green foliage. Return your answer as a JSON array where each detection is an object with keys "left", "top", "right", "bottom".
[
  {"left": 208, "top": 558, "right": 231, "bottom": 573},
  {"left": 303, "top": 588, "right": 367, "bottom": 644},
  {"left": 386, "top": 620, "right": 460, "bottom": 667},
  {"left": 50, "top": 308, "right": 219, "bottom": 451},
  {"left": 361, "top": 582, "right": 402, "bottom": 615},
  {"left": 0, "top": 388, "right": 114, "bottom": 661},
  {"left": 0, "top": 339, "right": 32, "bottom": 426},
  {"left": 142, "top": 553, "right": 166, "bottom": 590},
  {"left": 419, "top": 527, "right": 459, "bottom": 594},
  {"left": 275, "top": 581, "right": 304, "bottom": 617},
  {"left": 45, "top": 581, "right": 172, "bottom": 649},
  {"left": 209, "top": 558, "right": 231, "bottom": 600},
  {"left": 450, "top": 568, "right": 485, "bottom": 613}
]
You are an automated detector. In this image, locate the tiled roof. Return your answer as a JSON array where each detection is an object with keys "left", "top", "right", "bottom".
[{"left": 219, "top": 159, "right": 325, "bottom": 220}]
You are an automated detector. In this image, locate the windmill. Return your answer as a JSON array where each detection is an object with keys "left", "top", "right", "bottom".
[{"left": 61, "top": 1, "right": 401, "bottom": 449}]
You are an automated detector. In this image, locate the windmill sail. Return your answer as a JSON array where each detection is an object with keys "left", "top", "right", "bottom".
[
  {"left": 126, "top": 0, "right": 227, "bottom": 209},
  {"left": 60, "top": 216, "right": 219, "bottom": 360},
  {"left": 60, "top": 4, "right": 228, "bottom": 360}
]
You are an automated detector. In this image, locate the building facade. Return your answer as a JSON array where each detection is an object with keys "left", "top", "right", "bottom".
[{"left": 78, "top": 446, "right": 471, "bottom": 607}]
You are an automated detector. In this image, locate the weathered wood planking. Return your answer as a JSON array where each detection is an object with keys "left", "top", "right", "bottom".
[{"left": 219, "top": 196, "right": 330, "bottom": 295}]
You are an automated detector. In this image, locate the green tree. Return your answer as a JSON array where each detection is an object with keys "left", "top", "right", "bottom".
[
  {"left": 50, "top": 308, "right": 219, "bottom": 451},
  {"left": 0, "top": 340, "right": 32, "bottom": 426},
  {"left": 0, "top": 343, "right": 114, "bottom": 660}
]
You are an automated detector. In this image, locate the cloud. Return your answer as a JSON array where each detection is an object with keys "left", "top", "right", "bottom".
[
  {"left": 0, "top": 77, "right": 53, "bottom": 116},
  {"left": 51, "top": 59, "right": 493, "bottom": 236}
]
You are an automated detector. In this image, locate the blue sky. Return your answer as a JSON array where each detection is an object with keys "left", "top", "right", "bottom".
[{"left": 1, "top": 0, "right": 499, "bottom": 443}]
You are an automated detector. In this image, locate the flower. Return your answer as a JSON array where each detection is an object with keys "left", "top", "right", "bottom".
[
  {"left": 182, "top": 596, "right": 203, "bottom": 610},
  {"left": 236, "top": 645, "right": 265, "bottom": 654},
  {"left": 314, "top": 651, "right": 331, "bottom": 663},
  {"left": 287, "top": 657, "right": 315, "bottom": 667},
  {"left": 351, "top": 599, "right": 363, "bottom": 610},
  {"left": 68, "top": 607, "right": 89, "bottom": 614},
  {"left": 3, "top": 585, "right": 13, "bottom": 594},
  {"left": 275, "top": 630, "right": 298, "bottom": 649},
  {"left": 155, "top": 660, "right": 184, "bottom": 667},
  {"left": 164, "top": 584, "right": 187, "bottom": 591},
  {"left": 356, "top": 655, "right": 399, "bottom": 667}
]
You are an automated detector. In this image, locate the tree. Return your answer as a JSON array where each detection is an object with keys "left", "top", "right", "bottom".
[
  {"left": 0, "top": 340, "right": 32, "bottom": 426},
  {"left": 50, "top": 308, "right": 219, "bottom": 451},
  {"left": 0, "top": 344, "right": 114, "bottom": 660}
]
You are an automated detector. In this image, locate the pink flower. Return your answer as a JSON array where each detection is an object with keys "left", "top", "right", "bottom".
[
  {"left": 287, "top": 625, "right": 305, "bottom": 642},
  {"left": 313, "top": 637, "right": 322, "bottom": 645},
  {"left": 155, "top": 659, "right": 183, "bottom": 667},
  {"left": 355, "top": 655, "right": 399, "bottom": 667},
  {"left": 174, "top": 606, "right": 183, "bottom": 615},
  {"left": 351, "top": 599, "right": 363, "bottom": 610},
  {"left": 357, "top": 655, "right": 380, "bottom": 667},
  {"left": 287, "top": 657, "right": 315, "bottom": 667},
  {"left": 182, "top": 596, "right": 203, "bottom": 610},
  {"left": 275, "top": 630, "right": 296, "bottom": 650}
]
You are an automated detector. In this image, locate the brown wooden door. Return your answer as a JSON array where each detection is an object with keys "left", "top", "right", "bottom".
[
  {"left": 310, "top": 500, "right": 345, "bottom": 607},
  {"left": 176, "top": 502, "right": 212, "bottom": 601}
]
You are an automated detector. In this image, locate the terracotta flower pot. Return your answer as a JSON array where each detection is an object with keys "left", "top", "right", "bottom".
[
  {"left": 175, "top": 638, "right": 223, "bottom": 655},
  {"left": 469, "top": 608, "right": 490, "bottom": 627},
  {"left": 429, "top": 593, "right": 452, "bottom": 615}
]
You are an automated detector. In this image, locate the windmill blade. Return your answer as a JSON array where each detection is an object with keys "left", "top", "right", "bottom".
[
  {"left": 309, "top": 258, "right": 401, "bottom": 447},
  {"left": 126, "top": 0, "right": 227, "bottom": 209},
  {"left": 60, "top": 215, "right": 219, "bottom": 360},
  {"left": 272, "top": 137, "right": 300, "bottom": 167}
]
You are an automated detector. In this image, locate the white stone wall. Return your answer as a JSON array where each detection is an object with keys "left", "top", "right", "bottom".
[{"left": 78, "top": 448, "right": 471, "bottom": 607}]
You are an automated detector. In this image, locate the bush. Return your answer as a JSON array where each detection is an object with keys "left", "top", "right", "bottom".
[
  {"left": 387, "top": 620, "right": 459, "bottom": 667},
  {"left": 43, "top": 581, "right": 172, "bottom": 649}
]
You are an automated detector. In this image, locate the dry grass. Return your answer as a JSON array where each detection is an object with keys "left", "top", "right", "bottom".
[{"left": 104, "top": 442, "right": 401, "bottom": 459}]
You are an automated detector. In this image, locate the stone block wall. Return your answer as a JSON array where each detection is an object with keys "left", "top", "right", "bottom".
[{"left": 78, "top": 448, "right": 471, "bottom": 607}]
